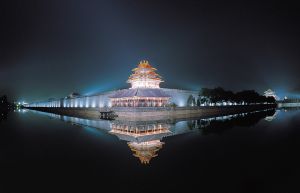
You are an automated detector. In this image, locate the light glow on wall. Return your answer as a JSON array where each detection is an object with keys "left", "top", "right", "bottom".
[
  {"left": 79, "top": 99, "right": 83, "bottom": 108},
  {"left": 85, "top": 98, "right": 89, "bottom": 108},
  {"left": 92, "top": 100, "right": 96, "bottom": 108}
]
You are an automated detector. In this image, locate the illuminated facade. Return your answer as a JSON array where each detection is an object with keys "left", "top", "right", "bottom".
[
  {"left": 110, "top": 60, "right": 170, "bottom": 107},
  {"left": 25, "top": 60, "right": 199, "bottom": 108},
  {"left": 128, "top": 60, "right": 163, "bottom": 89}
]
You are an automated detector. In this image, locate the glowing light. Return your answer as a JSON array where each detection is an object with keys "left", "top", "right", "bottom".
[
  {"left": 92, "top": 98, "right": 96, "bottom": 108},
  {"left": 80, "top": 99, "right": 83, "bottom": 108},
  {"left": 85, "top": 98, "right": 89, "bottom": 108}
]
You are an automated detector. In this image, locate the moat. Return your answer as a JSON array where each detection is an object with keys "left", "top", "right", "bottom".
[{"left": 1, "top": 108, "right": 300, "bottom": 192}]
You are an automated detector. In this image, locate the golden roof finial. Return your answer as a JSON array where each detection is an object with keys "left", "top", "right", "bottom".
[{"left": 138, "top": 60, "right": 150, "bottom": 68}]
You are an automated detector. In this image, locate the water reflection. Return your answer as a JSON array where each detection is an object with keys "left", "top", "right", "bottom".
[
  {"left": 110, "top": 121, "right": 172, "bottom": 164},
  {"left": 265, "top": 110, "right": 279, "bottom": 121},
  {"left": 0, "top": 108, "right": 24, "bottom": 122},
  {"left": 24, "top": 108, "right": 277, "bottom": 164},
  {"left": 191, "top": 108, "right": 277, "bottom": 135},
  {"left": 0, "top": 110, "right": 8, "bottom": 122},
  {"left": 278, "top": 106, "right": 300, "bottom": 111}
]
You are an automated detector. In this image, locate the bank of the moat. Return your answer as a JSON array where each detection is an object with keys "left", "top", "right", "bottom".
[{"left": 26, "top": 104, "right": 277, "bottom": 121}]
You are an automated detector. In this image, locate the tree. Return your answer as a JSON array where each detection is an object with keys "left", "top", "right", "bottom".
[
  {"left": 187, "top": 95, "right": 195, "bottom": 106},
  {"left": 196, "top": 98, "right": 201, "bottom": 106},
  {"left": 199, "top": 87, "right": 276, "bottom": 104}
]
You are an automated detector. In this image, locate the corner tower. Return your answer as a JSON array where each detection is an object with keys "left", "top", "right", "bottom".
[
  {"left": 127, "top": 60, "right": 163, "bottom": 89},
  {"left": 109, "top": 60, "right": 170, "bottom": 107}
]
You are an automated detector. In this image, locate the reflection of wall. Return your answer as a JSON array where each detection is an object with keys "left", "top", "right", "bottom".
[
  {"left": 185, "top": 109, "right": 276, "bottom": 134},
  {"left": 109, "top": 109, "right": 275, "bottom": 164},
  {"left": 278, "top": 102, "right": 300, "bottom": 108}
]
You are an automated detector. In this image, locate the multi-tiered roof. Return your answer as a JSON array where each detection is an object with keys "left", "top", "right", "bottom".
[
  {"left": 127, "top": 60, "right": 163, "bottom": 89},
  {"left": 264, "top": 89, "right": 279, "bottom": 100},
  {"left": 109, "top": 60, "right": 170, "bottom": 107}
]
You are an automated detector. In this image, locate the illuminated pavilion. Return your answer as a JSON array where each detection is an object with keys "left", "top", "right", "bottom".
[
  {"left": 110, "top": 60, "right": 170, "bottom": 107},
  {"left": 264, "top": 89, "right": 279, "bottom": 100}
]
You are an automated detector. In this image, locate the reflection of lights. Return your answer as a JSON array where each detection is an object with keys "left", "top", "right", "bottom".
[
  {"left": 128, "top": 140, "right": 164, "bottom": 164},
  {"left": 110, "top": 122, "right": 171, "bottom": 137},
  {"left": 109, "top": 121, "right": 172, "bottom": 164}
]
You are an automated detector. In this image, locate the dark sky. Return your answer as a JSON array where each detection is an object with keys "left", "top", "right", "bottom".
[{"left": 1, "top": 0, "right": 300, "bottom": 102}]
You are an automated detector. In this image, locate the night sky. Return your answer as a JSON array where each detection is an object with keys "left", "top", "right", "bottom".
[{"left": 1, "top": 0, "right": 300, "bottom": 102}]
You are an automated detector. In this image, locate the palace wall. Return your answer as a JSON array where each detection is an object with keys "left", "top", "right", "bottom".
[
  {"left": 162, "top": 88, "right": 199, "bottom": 106},
  {"left": 25, "top": 88, "right": 199, "bottom": 108}
]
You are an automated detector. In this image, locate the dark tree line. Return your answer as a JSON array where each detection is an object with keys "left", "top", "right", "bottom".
[
  {"left": 199, "top": 87, "right": 276, "bottom": 104},
  {"left": 186, "top": 109, "right": 276, "bottom": 133}
]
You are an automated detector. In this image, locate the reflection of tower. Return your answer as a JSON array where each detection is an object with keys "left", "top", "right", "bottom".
[
  {"left": 264, "top": 110, "right": 279, "bottom": 121},
  {"left": 109, "top": 120, "right": 172, "bottom": 164},
  {"left": 128, "top": 140, "right": 164, "bottom": 164}
]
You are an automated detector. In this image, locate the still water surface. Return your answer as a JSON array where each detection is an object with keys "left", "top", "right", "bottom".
[{"left": 1, "top": 108, "right": 300, "bottom": 193}]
